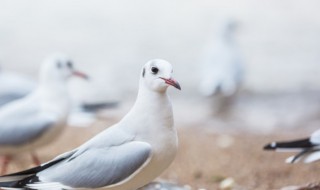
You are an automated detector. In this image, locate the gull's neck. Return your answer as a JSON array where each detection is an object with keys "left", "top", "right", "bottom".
[
  {"left": 137, "top": 86, "right": 168, "bottom": 105},
  {"left": 135, "top": 78, "right": 171, "bottom": 109},
  {"left": 37, "top": 78, "right": 70, "bottom": 115},
  {"left": 125, "top": 79, "right": 174, "bottom": 130}
]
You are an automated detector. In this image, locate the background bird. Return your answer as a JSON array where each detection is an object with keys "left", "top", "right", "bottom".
[
  {"left": 264, "top": 129, "right": 320, "bottom": 163},
  {"left": 67, "top": 101, "right": 119, "bottom": 128},
  {"left": 200, "top": 18, "right": 244, "bottom": 97},
  {"left": 0, "top": 54, "right": 88, "bottom": 175},
  {"left": 0, "top": 59, "right": 181, "bottom": 190},
  {"left": 0, "top": 62, "right": 116, "bottom": 128},
  {"left": 199, "top": 18, "right": 244, "bottom": 116}
]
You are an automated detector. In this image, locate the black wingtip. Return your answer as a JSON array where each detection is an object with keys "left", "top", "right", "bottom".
[
  {"left": 263, "top": 138, "right": 314, "bottom": 151},
  {"left": 263, "top": 142, "right": 277, "bottom": 150},
  {"left": 2, "top": 157, "right": 65, "bottom": 178}
]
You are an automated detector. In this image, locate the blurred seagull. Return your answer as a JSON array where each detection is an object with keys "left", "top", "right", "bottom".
[
  {"left": 0, "top": 59, "right": 181, "bottom": 190},
  {"left": 0, "top": 54, "right": 88, "bottom": 175},
  {"left": 264, "top": 129, "right": 320, "bottom": 163},
  {"left": 68, "top": 101, "right": 119, "bottom": 128},
  {"left": 199, "top": 18, "right": 244, "bottom": 97},
  {"left": 0, "top": 68, "right": 36, "bottom": 107}
]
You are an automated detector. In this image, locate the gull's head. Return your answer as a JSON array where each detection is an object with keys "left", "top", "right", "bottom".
[
  {"left": 40, "top": 54, "right": 89, "bottom": 83},
  {"left": 141, "top": 59, "right": 181, "bottom": 92}
]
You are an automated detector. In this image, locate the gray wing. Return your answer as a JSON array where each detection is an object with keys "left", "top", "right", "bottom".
[
  {"left": 38, "top": 141, "right": 152, "bottom": 188},
  {"left": 0, "top": 94, "right": 26, "bottom": 107},
  {"left": 0, "top": 72, "right": 35, "bottom": 106},
  {"left": 0, "top": 112, "right": 56, "bottom": 145}
]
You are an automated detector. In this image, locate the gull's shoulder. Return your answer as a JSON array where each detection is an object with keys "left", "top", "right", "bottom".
[{"left": 77, "top": 124, "right": 136, "bottom": 151}]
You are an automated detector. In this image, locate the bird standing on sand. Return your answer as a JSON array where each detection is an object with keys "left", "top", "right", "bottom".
[
  {"left": 0, "top": 59, "right": 181, "bottom": 190},
  {"left": 199, "top": 18, "right": 243, "bottom": 97},
  {"left": 264, "top": 129, "right": 320, "bottom": 163},
  {"left": 0, "top": 54, "right": 88, "bottom": 175},
  {"left": 199, "top": 18, "right": 244, "bottom": 115}
]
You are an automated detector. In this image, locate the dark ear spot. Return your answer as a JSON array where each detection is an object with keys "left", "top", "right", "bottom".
[{"left": 142, "top": 68, "right": 145, "bottom": 78}]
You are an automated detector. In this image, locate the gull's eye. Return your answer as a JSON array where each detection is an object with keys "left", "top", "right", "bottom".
[
  {"left": 151, "top": 67, "right": 159, "bottom": 74},
  {"left": 67, "top": 61, "right": 73, "bottom": 69}
]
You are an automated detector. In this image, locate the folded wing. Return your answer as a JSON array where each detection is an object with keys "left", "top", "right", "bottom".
[{"left": 31, "top": 141, "right": 152, "bottom": 189}]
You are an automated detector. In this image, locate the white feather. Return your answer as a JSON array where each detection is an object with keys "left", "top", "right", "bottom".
[
  {"left": 285, "top": 156, "right": 299, "bottom": 163},
  {"left": 27, "top": 182, "right": 70, "bottom": 190},
  {"left": 303, "top": 151, "right": 320, "bottom": 163}
]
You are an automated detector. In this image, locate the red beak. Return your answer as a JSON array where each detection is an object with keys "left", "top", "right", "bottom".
[
  {"left": 72, "top": 70, "right": 89, "bottom": 80},
  {"left": 160, "top": 77, "right": 181, "bottom": 90}
]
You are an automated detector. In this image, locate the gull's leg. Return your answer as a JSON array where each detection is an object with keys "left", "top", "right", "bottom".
[
  {"left": 31, "top": 152, "right": 41, "bottom": 166},
  {"left": 1, "top": 155, "right": 12, "bottom": 175}
]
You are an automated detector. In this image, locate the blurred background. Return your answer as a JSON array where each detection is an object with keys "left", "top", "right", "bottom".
[{"left": 0, "top": 0, "right": 320, "bottom": 189}]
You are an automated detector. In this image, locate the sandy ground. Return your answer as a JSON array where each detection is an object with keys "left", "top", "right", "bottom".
[
  {"left": 167, "top": 128, "right": 320, "bottom": 190},
  {"left": 4, "top": 117, "right": 320, "bottom": 190},
  {"left": 3, "top": 92, "right": 320, "bottom": 190}
]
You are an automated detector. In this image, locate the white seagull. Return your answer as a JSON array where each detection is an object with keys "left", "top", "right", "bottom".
[
  {"left": 0, "top": 68, "right": 36, "bottom": 107},
  {"left": 0, "top": 59, "right": 181, "bottom": 190},
  {"left": 199, "top": 18, "right": 244, "bottom": 97},
  {"left": 0, "top": 54, "right": 88, "bottom": 175},
  {"left": 264, "top": 129, "right": 320, "bottom": 163}
]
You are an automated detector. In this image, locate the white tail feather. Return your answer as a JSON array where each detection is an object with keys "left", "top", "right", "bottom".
[
  {"left": 285, "top": 155, "right": 300, "bottom": 163},
  {"left": 303, "top": 151, "right": 320, "bottom": 163},
  {"left": 27, "top": 182, "right": 70, "bottom": 190}
]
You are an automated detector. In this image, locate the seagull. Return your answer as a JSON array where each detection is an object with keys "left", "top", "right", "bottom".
[
  {"left": 0, "top": 68, "right": 36, "bottom": 107},
  {"left": 199, "top": 18, "right": 244, "bottom": 97},
  {"left": 0, "top": 59, "right": 181, "bottom": 190},
  {"left": 67, "top": 101, "right": 119, "bottom": 128},
  {"left": 264, "top": 129, "right": 320, "bottom": 163},
  {"left": 0, "top": 54, "right": 88, "bottom": 175}
]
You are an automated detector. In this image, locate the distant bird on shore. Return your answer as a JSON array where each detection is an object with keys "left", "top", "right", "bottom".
[
  {"left": 0, "top": 59, "right": 180, "bottom": 190},
  {"left": 199, "top": 18, "right": 244, "bottom": 115},
  {"left": 0, "top": 69, "right": 36, "bottom": 106},
  {"left": 0, "top": 54, "right": 88, "bottom": 175},
  {"left": 200, "top": 18, "right": 244, "bottom": 97},
  {"left": 264, "top": 129, "right": 320, "bottom": 163}
]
